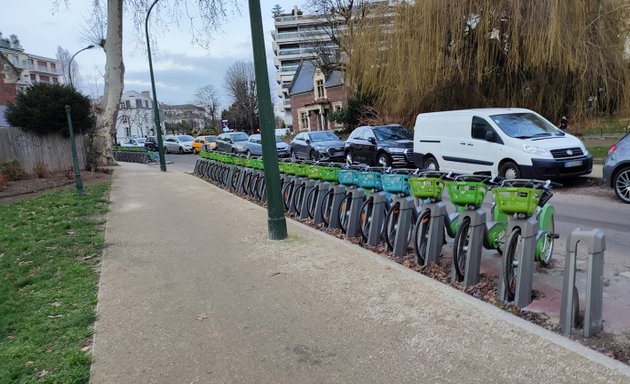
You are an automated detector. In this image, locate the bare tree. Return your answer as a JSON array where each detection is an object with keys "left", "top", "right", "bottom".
[
  {"left": 224, "top": 61, "right": 258, "bottom": 133},
  {"left": 56, "top": 46, "right": 75, "bottom": 85},
  {"left": 193, "top": 84, "right": 221, "bottom": 131}
]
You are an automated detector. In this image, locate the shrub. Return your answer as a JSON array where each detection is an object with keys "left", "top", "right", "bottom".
[
  {"left": 0, "top": 160, "right": 25, "bottom": 181},
  {"left": 33, "top": 160, "right": 48, "bottom": 178},
  {"left": 0, "top": 173, "right": 7, "bottom": 192}
]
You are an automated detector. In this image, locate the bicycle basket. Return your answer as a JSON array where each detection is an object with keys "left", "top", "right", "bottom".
[
  {"left": 338, "top": 169, "right": 358, "bottom": 186},
  {"left": 320, "top": 166, "right": 339, "bottom": 182},
  {"left": 381, "top": 173, "right": 410, "bottom": 194},
  {"left": 409, "top": 177, "right": 444, "bottom": 199},
  {"left": 293, "top": 163, "right": 310, "bottom": 177},
  {"left": 306, "top": 165, "right": 322, "bottom": 180},
  {"left": 492, "top": 187, "right": 541, "bottom": 215},
  {"left": 356, "top": 171, "right": 382, "bottom": 190},
  {"left": 446, "top": 181, "right": 488, "bottom": 207}
]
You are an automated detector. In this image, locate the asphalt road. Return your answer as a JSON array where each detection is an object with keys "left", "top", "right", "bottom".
[{"left": 163, "top": 153, "right": 629, "bottom": 276}]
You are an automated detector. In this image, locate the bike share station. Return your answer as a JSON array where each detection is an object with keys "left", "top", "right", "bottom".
[{"left": 193, "top": 152, "right": 608, "bottom": 338}]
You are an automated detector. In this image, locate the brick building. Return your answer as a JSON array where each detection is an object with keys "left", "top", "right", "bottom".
[{"left": 289, "top": 60, "right": 348, "bottom": 132}]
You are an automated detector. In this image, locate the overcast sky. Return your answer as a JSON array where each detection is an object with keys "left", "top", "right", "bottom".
[{"left": 1, "top": 0, "right": 303, "bottom": 111}]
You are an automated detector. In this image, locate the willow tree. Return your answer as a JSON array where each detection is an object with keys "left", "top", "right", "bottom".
[{"left": 347, "top": 0, "right": 630, "bottom": 125}]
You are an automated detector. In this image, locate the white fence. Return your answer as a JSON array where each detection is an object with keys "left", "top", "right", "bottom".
[{"left": 0, "top": 127, "right": 86, "bottom": 174}]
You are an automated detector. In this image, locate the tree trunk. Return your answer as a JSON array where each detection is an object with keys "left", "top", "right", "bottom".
[{"left": 94, "top": 0, "right": 124, "bottom": 166}]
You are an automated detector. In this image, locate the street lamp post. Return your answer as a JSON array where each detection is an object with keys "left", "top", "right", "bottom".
[
  {"left": 145, "top": 0, "right": 167, "bottom": 172},
  {"left": 248, "top": 0, "right": 288, "bottom": 240},
  {"left": 65, "top": 45, "right": 94, "bottom": 196},
  {"left": 68, "top": 45, "right": 94, "bottom": 88}
]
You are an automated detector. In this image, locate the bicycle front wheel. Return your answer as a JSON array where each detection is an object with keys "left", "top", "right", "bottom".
[
  {"left": 453, "top": 217, "right": 471, "bottom": 282},
  {"left": 338, "top": 193, "right": 352, "bottom": 233},
  {"left": 320, "top": 190, "right": 334, "bottom": 226},
  {"left": 306, "top": 187, "right": 318, "bottom": 219},
  {"left": 359, "top": 197, "right": 374, "bottom": 242},
  {"left": 293, "top": 183, "right": 306, "bottom": 216},
  {"left": 537, "top": 215, "right": 555, "bottom": 267},
  {"left": 413, "top": 210, "right": 431, "bottom": 265},
  {"left": 503, "top": 227, "right": 522, "bottom": 302}
]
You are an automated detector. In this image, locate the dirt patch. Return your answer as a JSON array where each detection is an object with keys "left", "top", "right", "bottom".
[{"left": 0, "top": 169, "right": 112, "bottom": 204}]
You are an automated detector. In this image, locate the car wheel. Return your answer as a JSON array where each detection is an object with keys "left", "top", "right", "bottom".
[
  {"left": 424, "top": 155, "right": 438, "bottom": 171},
  {"left": 499, "top": 161, "right": 521, "bottom": 179},
  {"left": 179, "top": 147, "right": 184, "bottom": 154},
  {"left": 290, "top": 149, "right": 296, "bottom": 160},
  {"left": 613, "top": 167, "right": 630, "bottom": 204},
  {"left": 163, "top": 146, "right": 169, "bottom": 154},
  {"left": 346, "top": 150, "right": 354, "bottom": 165},
  {"left": 246, "top": 150, "right": 251, "bottom": 158},
  {"left": 310, "top": 150, "right": 318, "bottom": 161},
  {"left": 232, "top": 149, "right": 238, "bottom": 154},
  {"left": 377, "top": 153, "right": 392, "bottom": 167}
]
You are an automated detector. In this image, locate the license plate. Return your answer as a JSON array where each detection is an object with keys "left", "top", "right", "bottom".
[{"left": 565, "top": 160, "right": 582, "bottom": 168}]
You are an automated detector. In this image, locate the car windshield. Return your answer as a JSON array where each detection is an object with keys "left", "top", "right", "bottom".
[
  {"left": 206, "top": 137, "right": 216, "bottom": 142},
  {"left": 490, "top": 113, "right": 563, "bottom": 139},
  {"left": 135, "top": 138, "right": 146, "bottom": 144},
  {"left": 178, "top": 135, "right": 194, "bottom": 142},
  {"left": 309, "top": 131, "right": 339, "bottom": 142},
  {"left": 230, "top": 133, "right": 249, "bottom": 141},
  {"left": 373, "top": 126, "right": 412, "bottom": 141},
  {"left": 276, "top": 136, "right": 284, "bottom": 142}
]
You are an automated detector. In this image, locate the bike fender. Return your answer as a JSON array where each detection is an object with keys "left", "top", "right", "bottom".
[{"left": 538, "top": 204, "right": 555, "bottom": 231}]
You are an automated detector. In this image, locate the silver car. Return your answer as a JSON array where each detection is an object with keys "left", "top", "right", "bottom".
[
  {"left": 603, "top": 133, "right": 630, "bottom": 203},
  {"left": 245, "top": 134, "right": 290, "bottom": 158},
  {"left": 163, "top": 135, "right": 194, "bottom": 154}
]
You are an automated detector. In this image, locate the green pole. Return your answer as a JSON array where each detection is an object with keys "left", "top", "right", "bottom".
[
  {"left": 248, "top": 0, "right": 287, "bottom": 240},
  {"left": 64, "top": 105, "right": 85, "bottom": 196},
  {"left": 146, "top": 0, "right": 167, "bottom": 172}
]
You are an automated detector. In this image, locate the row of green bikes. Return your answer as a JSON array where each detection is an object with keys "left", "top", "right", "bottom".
[{"left": 195, "top": 151, "right": 559, "bottom": 301}]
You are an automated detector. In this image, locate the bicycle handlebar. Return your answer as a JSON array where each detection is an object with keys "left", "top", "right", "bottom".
[{"left": 499, "top": 178, "right": 561, "bottom": 189}]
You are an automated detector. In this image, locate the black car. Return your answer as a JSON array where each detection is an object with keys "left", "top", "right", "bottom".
[
  {"left": 290, "top": 131, "right": 345, "bottom": 161},
  {"left": 144, "top": 136, "right": 159, "bottom": 151},
  {"left": 345, "top": 125, "right": 414, "bottom": 167}
]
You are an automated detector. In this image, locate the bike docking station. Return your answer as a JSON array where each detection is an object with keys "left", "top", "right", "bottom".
[
  {"left": 498, "top": 216, "right": 538, "bottom": 308},
  {"left": 297, "top": 178, "right": 317, "bottom": 221},
  {"left": 365, "top": 191, "right": 388, "bottom": 246},
  {"left": 391, "top": 196, "right": 416, "bottom": 257},
  {"left": 325, "top": 183, "right": 347, "bottom": 229},
  {"left": 452, "top": 208, "right": 486, "bottom": 286},
  {"left": 560, "top": 228, "right": 605, "bottom": 338},
  {"left": 421, "top": 200, "right": 448, "bottom": 265},
  {"left": 311, "top": 180, "right": 330, "bottom": 225}
]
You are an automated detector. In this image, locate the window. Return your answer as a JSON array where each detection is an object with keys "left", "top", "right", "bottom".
[
  {"left": 144, "top": 100, "right": 149, "bottom": 108},
  {"left": 30, "top": 74, "right": 36, "bottom": 81},
  {"left": 39, "top": 75, "right": 50, "bottom": 83},
  {"left": 125, "top": 100, "right": 131, "bottom": 109},
  {"left": 52, "top": 77, "right": 58, "bottom": 84},
  {"left": 27, "top": 59, "right": 34, "bottom": 69},
  {"left": 121, "top": 116, "right": 129, "bottom": 124},
  {"left": 136, "top": 99, "right": 143, "bottom": 108},
  {"left": 119, "top": 102, "right": 126, "bottom": 109},
  {"left": 50, "top": 63, "right": 56, "bottom": 71},
  {"left": 125, "top": 127, "right": 131, "bottom": 136},
  {"left": 37, "top": 60, "right": 47, "bottom": 71},
  {"left": 471, "top": 116, "right": 496, "bottom": 140},
  {"left": 490, "top": 112, "right": 562, "bottom": 138},
  {"left": 300, "top": 112, "right": 309, "bottom": 130},
  {"left": 315, "top": 79, "right": 325, "bottom": 99}
]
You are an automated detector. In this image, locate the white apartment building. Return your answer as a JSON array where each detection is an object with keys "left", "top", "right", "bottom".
[
  {"left": 272, "top": 6, "right": 339, "bottom": 129},
  {"left": 115, "top": 91, "right": 165, "bottom": 142},
  {"left": 0, "top": 33, "right": 61, "bottom": 102}
]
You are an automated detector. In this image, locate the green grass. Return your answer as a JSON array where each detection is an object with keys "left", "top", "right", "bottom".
[
  {"left": 587, "top": 146, "right": 610, "bottom": 160},
  {"left": 0, "top": 182, "right": 110, "bottom": 384}
]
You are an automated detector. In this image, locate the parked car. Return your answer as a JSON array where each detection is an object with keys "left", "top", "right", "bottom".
[
  {"left": 216, "top": 131, "right": 249, "bottom": 154},
  {"left": 290, "top": 130, "right": 345, "bottom": 161},
  {"left": 245, "top": 134, "right": 291, "bottom": 158},
  {"left": 144, "top": 136, "right": 159, "bottom": 151},
  {"left": 345, "top": 125, "right": 413, "bottom": 167},
  {"left": 413, "top": 108, "right": 592, "bottom": 178},
  {"left": 603, "top": 133, "right": 630, "bottom": 203},
  {"left": 192, "top": 135, "right": 217, "bottom": 153},
  {"left": 163, "top": 135, "right": 194, "bottom": 154},
  {"left": 120, "top": 137, "right": 146, "bottom": 148}
]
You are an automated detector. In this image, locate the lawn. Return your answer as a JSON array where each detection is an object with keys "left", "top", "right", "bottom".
[{"left": 0, "top": 182, "right": 110, "bottom": 383}]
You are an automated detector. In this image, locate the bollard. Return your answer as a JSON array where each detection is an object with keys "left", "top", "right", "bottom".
[
  {"left": 498, "top": 217, "right": 538, "bottom": 308},
  {"left": 365, "top": 192, "right": 388, "bottom": 246},
  {"left": 345, "top": 188, "right": 365, "bottom": 239},
  {"left": 312, "top": 181, "right": 330, "bottom": 225},
  {"left": 451, "top": 208, "right": 486, "bottom": 287},
  {"left": 392, "top": 196, "right": 416, "bottom": 258},
  {"left": 560, "top": 228, "right": 605, "bottom": 337}
]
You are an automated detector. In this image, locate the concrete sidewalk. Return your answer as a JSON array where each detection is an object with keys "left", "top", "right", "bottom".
[{"left": 91, "top": 163, "right": 630, "bottom": 383}]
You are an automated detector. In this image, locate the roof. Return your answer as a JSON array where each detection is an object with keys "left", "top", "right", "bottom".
[
  {"left": 417, "top": 108, "right": 534, "bottom": 118},
  {"left": 289, "top": 60, "right": 344, "bottom": 95},
  {"left": 0, "top": 105, "right": 10, "bottom": 127}
]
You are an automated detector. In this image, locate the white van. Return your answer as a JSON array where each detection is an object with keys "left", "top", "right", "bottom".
[{"left": 412, "top": 108, "right": 592, "bottom": 179}]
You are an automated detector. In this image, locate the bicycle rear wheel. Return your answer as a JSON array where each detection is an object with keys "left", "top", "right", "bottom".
[
  {"left": 282, "top": 180, "right": 295, "bottom": 211},
  {"left": 320, "top": 190, "right": 334, "bottom": 227},
  {"left": 503, "top": 227, "right": 522, "bottom": 302},
  {"left": 359, "top": 197, "right": 374, "bottom": 242},
  {"left": 306, "top": 187, "right": 318, "bottom": 219},
  {"left": 293, "top": 183, "right": 306, "bottom": 216},
  {"left": 338, "top": 193, "right": 352, "bottom": 233}
]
